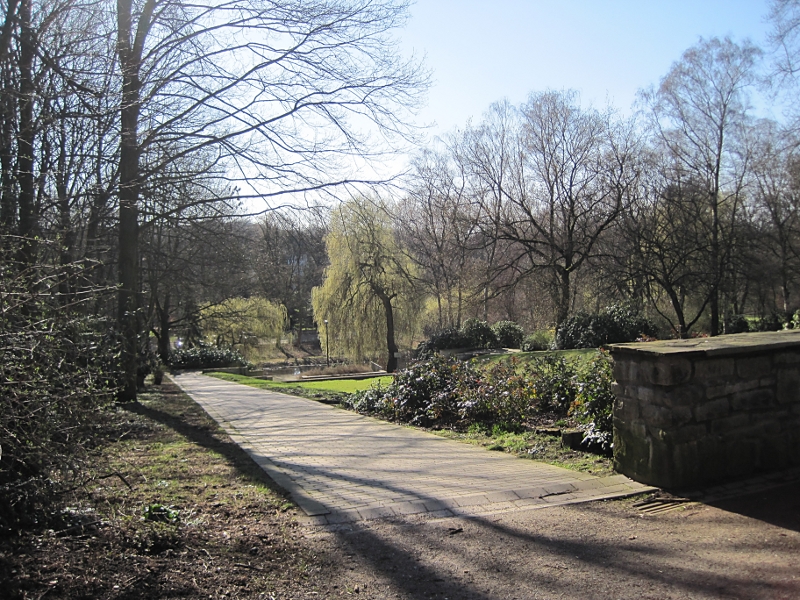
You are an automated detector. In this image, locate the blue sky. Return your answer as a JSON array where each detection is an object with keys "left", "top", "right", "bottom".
[{"left": 400, "top": 0, "right": 774, "bottom": 136}]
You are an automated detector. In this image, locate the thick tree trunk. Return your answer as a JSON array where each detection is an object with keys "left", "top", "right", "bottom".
[
  {"left": 157, "top": 292, "right": 171, "bottom": 363},
  {"left": 554, "top": 268, "right": 571, "bottom": 327},
  {"left": 0, "top": 0, "right": 18, "bottom": 235},
  {"left": 377, "top": 290, "right": 398, "bottom": 373},
  {"left": 117, "top": 81, "right": 141, "bottom": 399},
  {"left": 57, "top": 121, "right": 75, "bottom": 304},
  {"left": 116, "top": 0, "right": 155, "bottom": 401},
  {"left": 16, "top": 0, "right": 36, "bottom": 265},
  {"left": 0, "top": 71, "right": 14, "bottom": 234}
]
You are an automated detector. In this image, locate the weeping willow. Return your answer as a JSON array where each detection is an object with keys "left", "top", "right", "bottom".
[
  {"left": 200, "top": 297, "right": 287, "bottom": 348},
  {"left": 312, "top": 197, "right": 422, "bottom": 371}
]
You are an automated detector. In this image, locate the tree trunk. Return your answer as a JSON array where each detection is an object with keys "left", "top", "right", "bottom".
[
  {"left": 157, "top": 292, "right": 171, "bottom": 363},
  {"left": 377, "top": 290, "right": 398, "bottom": 372},
  {"left": 554, "top": 268, "right": 571, "bottom": 327},
  {"left": 16, "top": 0, "right": 36, "bottom": 265},
  {"left": 116, "top": 0, "right": 155, "bottom": 401},
  {"left": 0, "top": 70, "right": 14, "bottom": 233}
]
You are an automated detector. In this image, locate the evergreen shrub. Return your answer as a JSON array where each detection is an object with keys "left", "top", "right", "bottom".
[
  {"left": 521, "top": 330, "right": 553, "bottom": 351},
  {"left": 460, "top": 318, "right": 499, "bottom": 349},
  {"left": 491, "top": 320, "right": 525, "bottom": 348},
  {"left": 555, "top": 304, "right": 657, "bottom": 349},
  {"left": 168, "top": 344, "right": 251, "bottom": 370}
]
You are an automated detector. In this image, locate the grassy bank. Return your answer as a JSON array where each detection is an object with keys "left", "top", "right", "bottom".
[
  {"left": 471, "top": 347, "right": 599, "bottom": 368},
  {"left": 0, "top": 382, "right": 332, "bottom": 599}
]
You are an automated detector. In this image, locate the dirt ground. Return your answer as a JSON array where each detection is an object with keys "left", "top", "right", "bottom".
[{"left": 1, "top": 382, "right": 798, "bottom": 599}]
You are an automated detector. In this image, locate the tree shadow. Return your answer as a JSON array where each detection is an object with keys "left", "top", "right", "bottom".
[
  {"left": 159, "top": 377, "right": 799, "bottom": 598},
  {"left": 122, "top": 383, "right": 293, "bottom": 501},
  {"left": 707, "top": 480, "right": 800, "bottom": 533}
]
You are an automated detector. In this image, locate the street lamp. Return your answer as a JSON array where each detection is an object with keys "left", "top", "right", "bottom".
[{"left": 324, "top": 319, "right": 329, "bottom": 366}]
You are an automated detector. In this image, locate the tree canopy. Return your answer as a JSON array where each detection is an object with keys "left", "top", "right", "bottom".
[{"left": 312, "top": 197, "right": 420, "bottom": 371}]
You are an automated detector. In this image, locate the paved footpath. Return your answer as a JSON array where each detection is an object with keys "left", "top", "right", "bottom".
[{"left": 172, "top": 373, "right": 655, "bottom": 524}]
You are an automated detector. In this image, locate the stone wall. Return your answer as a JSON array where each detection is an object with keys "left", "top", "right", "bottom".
[{"left": 609, "top": 331, "right": 800, "bottom": 489}]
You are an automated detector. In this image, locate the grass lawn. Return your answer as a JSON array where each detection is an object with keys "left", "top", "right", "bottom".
[
  {"left": 431, "top": 426, "right": 613, "bottom": 477},
  {"left": 206, "top": 371, "right": 392, "bottom": 394}
]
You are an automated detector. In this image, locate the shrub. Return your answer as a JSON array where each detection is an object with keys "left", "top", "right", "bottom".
[
  {"left": 521, "top": 330, "right": 553, "bottom": 352},
  {"left": 168, "top": 344, "right": 251, "bottom": 370},
  {"left": 414, "top": 327, "right": 468, "bottom": 356},
  {"left": 555, "top": 304, "right": 657, "bottom": 349},
  {"left": 723, "top": 314, "right": 750, "bottom": 334},
  {"left": 1, "top": 249, "right": 121, "bottom": 529},
  {"left": 491, "top": 320, "right": 525, "bottom": 348},
  {"left": 755, "top": 313, "right": 785, "bottom": 332},
  {"left": 345, "top": 354, "right": 582, "bottom": 429},
  {"left": 526, "top": 355, "right": 578, "bottom": 413},
  {"left": 571, "top": 351, "right": 615, "bottom": 452},
  {"left": 460, "top": 318, "right": 498, "bottom": 349},
  {"left": 345, "top": 354, "right": 477, "bottom": 426},
  {"left": 457, "top": 358, "right": 537, "bottom": 425}
]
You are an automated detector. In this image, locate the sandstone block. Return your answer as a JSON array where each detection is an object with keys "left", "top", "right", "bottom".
[
  {"left": 612, "top": 358, "right": 636, "bottom": 383},
  {"left": 693, "top": 358, "right": 735, "bottom": 381},
  {"left": 710, "top": 413, "right": 749, "bottom": 434},
  {"left": 736, "top": 356, "right": 773, "bottom": 380},
  {"left": 698, "top": 439, "right": 728, "bottom": 485},
  {"left": 775, "top": 351, "right": 800, "bottom": 365},
  {"left": 646, "top": 356, "right": 693, "bottom": 387},
  {"left": 757, "top": 419, "right": 782, "bottom": 437},
  {"left": 671, "top": 441, "right": 700, "bottom": 486},
  {"left": 730, "top": 389, "right": 773, "bottom": 411},
  {"left": 777, "top": 369, "right": 800, "bottom": 405},
  {"left": 706, "top": 379, "right": 759, "bottom": 400},
  {"left": 726, "top": 440, "right": 759, "bottom": 478},
  {"left": 659, "top": 384, "right": 704, "bottom": 407},
  {"left": 763, "top": 434, "right": 790, "bottom": 470},
  {"left": 613, "top": 425, "right": 652, "bottom": 483},
  {"left": 694, "top": 398, "right": 730, "bottom": 421},
  {"left": 615, "top": 397, "right": 639, "bottom": 421},
  {"left": 672, "top": 405, "right": 693, "bottom": 425},
  {"left": 663, "top": 423, "right": 706, "bottom": 444},
  {"left": 641, "top": 404, "right": 676, "bottom": 429}
]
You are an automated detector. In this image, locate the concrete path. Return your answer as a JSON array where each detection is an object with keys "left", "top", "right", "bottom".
[{"left": 172, "top": 373, "right": 655, "bottom": 524}]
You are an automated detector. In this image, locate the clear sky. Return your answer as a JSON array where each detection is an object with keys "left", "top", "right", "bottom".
[{"left": 400, "top": 0, "right": 774, "bottom": 138}]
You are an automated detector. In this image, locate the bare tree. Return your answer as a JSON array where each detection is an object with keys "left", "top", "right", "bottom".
[
  {"left": 642, "top": 36, "right": 761, "bottom": 335},
  {"left": 460, "top": 93, "right": 636, "bottom": 327},
  {"left": 619, "top": 152, "right": 717, "bottom": 337},
  {"left": 398, "top": 147, "right": 483, "bottom": 330},
  {"left": 747, "top": 119, "right": 800, "bottom": 315},
  {"left": 254, "top": 210, "right": 327, "bottom": 330},
  {"left": 112, "top": 0, "right": 428, "bottom": 398}
]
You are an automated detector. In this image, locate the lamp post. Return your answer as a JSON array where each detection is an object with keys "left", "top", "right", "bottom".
[{"left": 324, "top": 319, "right": 329, "bottom": 366}]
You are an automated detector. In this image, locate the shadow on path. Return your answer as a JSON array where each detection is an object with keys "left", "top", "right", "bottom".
[{"left": 709, "top": 481, "right": 800, "bottom": 533}]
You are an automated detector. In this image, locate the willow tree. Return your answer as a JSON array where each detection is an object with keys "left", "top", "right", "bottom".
[
  {"left": 200, "top": 297, "right": 287, "bottom": 352},
  {"left": 312, "top": 198, "right": 419, "bottom": 372}
]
